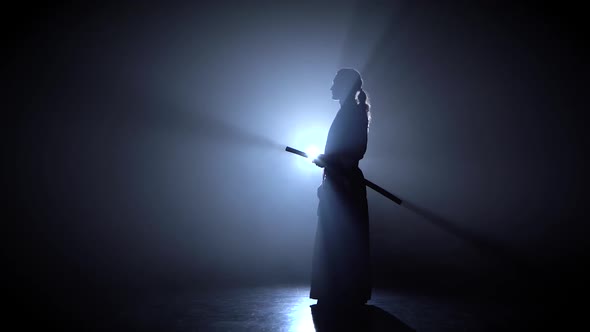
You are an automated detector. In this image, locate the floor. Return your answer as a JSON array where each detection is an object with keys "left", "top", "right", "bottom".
[{"left": 84, "top": 285, "right": 535, "bottom": 331}]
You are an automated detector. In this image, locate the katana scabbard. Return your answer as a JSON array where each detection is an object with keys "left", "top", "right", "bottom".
[{"left": 285, "top": 146, "right": 403, "bottom": 205}]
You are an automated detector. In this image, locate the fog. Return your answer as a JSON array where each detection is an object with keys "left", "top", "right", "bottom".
[{"left": 9, "top": 1, "right": 586, "bottom": 298}]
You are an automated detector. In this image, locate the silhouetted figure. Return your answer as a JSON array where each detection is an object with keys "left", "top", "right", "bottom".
[{"left": 310, "top": 68, "right": 371, "bottom": 306}]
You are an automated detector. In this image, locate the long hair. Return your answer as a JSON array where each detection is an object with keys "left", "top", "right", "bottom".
[
  {"left": 357, "top": 87, "right": 371, "bottom": 127},
  {"left": 336, "top": 68, "right": 371, "bottom": 128}
]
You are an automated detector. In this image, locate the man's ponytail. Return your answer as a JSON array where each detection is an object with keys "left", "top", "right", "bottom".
[{"left": 357, "top": 88, "right": 371, "bottom": 127}]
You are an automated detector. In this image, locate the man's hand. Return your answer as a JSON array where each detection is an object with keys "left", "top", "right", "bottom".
[{"left": 312, "top": 154, "right": 327, "bottom": 168}]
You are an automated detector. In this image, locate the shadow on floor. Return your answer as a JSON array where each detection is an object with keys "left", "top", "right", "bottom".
[{"left": 311, "top": 304, "right": 415, "bottom": 332}]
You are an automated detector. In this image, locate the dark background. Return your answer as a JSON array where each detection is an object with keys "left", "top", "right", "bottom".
[{"left": 6, "top": 0, "right": 587, "bottom": 326}]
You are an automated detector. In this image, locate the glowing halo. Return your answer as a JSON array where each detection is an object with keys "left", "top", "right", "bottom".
[
  {"left": 290, "top": 125, "right": 327, "bottom": 171},
  {"left": 305, "top": 145, "right": 320, "bottom": 162}
]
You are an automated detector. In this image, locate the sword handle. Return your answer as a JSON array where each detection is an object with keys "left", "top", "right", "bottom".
[
  {"left": 285, "top": 146, "right": 402, "bottom": 205},
  {"left": 285, "top": 146, "right": 309, "bottom": 158}
]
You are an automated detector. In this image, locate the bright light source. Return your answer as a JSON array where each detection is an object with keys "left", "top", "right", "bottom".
[
  {"left": 305, "top": 145, "right": 320, "bottom": 161},
  {"left": 289, "top": 124, "right": 327, "bottom": 172}
]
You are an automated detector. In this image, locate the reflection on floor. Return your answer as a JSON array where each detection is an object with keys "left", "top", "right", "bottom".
[{"left": 101, "top": 286, "right": 523, "bottom": 331}]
